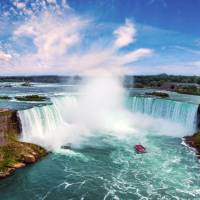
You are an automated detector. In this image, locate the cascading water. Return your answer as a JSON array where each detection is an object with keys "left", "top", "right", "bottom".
[
  {"left": 18, "top": 94, "right": 199, "bottom": 150},
  {"left": 18, "top": 104, "right": 69, "bottom": 149},
  {"left": 128, "top": 96, "right": 198, "bottom": 132},
  {"left": 18, "top": 94, "right": 135, "bottom": 149}
]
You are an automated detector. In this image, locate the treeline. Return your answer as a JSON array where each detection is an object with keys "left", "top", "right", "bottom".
[
  {"left": 135, "top": 74, "right": 200, "bottom": 84},
  {"left": 124, "top": 74, "right": 200, "bottom": 88},
  {"left": 1, "top": 74, "right": 200, "bottom": 86},
  {"left": 0, "top": 75, "right": 81, "bottom": 83}
]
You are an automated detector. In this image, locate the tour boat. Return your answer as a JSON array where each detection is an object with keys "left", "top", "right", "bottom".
[{"left": 134, "top": 144, "right": 146, "bottom": 153}]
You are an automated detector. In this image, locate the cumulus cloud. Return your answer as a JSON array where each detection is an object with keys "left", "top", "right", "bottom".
[
  {"left": 14, "top": 1, "right": 26, "bottom": 9},
  {"left": 11, "top": 15, "right": 152, "bottom": 75},
  {"left": 114, "top": 19, "right": 136, "bottom": 48},
  {"left": 14, "top": 13, "right": 88, "bottom": 60},
  {"left": 0, "top": 51, "right": 12, "bottom": 61}
]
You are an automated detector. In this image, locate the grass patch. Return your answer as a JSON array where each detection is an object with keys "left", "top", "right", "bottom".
[
  {"left": 0, "top": 146, "right": 15, "bottom": 170},
  {"left": 175, "top": 89, "right": 200, "bottom": 96},
  {"left": 184, "top": 131, "right": 200, "bottom": 157},
  {"left": 15, "top": 95, "right": 48, "bottom": 101},
  {"left": 0, "top": 134, "right": 46, "bottom": 172},
  {"left": 191, "top": 132, "right": 200, "bottom": 148},
  {"left": 0, "top": 115, "right": 47, "bottom": 175}
]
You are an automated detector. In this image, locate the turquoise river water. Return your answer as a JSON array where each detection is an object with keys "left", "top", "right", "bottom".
[{"left": 0, "top": 82, "right": 200, "bottom": 200}]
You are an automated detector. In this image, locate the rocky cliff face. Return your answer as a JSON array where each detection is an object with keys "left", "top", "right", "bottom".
[
  {"left": 0, "top": 109, "right": 21, "bottom": 145},
  {"left": 0, "top": 109, "right": 47, "bottom": 179},
  {"left": 196, "top": 105, "right": 200, "bottom": 130}
]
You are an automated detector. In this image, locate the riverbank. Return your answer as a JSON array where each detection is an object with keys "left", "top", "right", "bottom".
[
  {"left": 126, "top": 74, "right": 200, "bottom": 96},
  {"left": 184, "top": 132, "right": 200, "bottom": 158},
  {"left": 0, "top": 109, "right": 47, "bottom": 179}
]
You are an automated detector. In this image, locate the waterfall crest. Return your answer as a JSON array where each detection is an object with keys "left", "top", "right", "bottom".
[{"left": 128, "top": 96, "right": 198, "bottom": 131}]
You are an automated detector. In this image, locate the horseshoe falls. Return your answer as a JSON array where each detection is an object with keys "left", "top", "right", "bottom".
[
  {"left": 18, "top": 95, "right": 199, "bottom": 150},
  {"left": 129, "top": 96, "right": 198, "bottom": 132}
]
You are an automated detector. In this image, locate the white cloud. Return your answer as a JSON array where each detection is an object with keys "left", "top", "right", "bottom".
[
  {"left": 114, "top": 19, "right": 136, "bottom": 48},
  {"left": 47, "top": 0, "right": 57, "bottom": 4},
  {"left": 117, "top": 48, "right": 153, "bottom": 65},
  {"left": 14, "top": 2, "right": 26, "bottom": 9},
  {"left": 1, "top": 9, "right": 152, "bottom": 75},
  {"left": 0, "top": 51, "right": 12, "bottom": 61},
  {"left": 66, "top": 48, "right": 153, "bottom": 76},
  {"left": 14, "top": 13, "right": 88, "bottom": 60}
]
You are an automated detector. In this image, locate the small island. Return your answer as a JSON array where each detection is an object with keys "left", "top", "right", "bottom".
[
  {"left": 145, "top": 92, "right": 169, "bottom": 98},
  {"left": 0, "top": 96, "right": 12, "bottom": 100},
  {"left": 15, "top": 95, "right": 48, "bottom": 101}
]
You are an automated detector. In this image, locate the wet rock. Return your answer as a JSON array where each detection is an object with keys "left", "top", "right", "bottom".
[
  {"left": 24, "top": 154, "right": 36, "bottom": 163},
  {"left": 61, "top": 143, "right": 72, "bottom": 150},
  {"left": 0, "top": 168, "right": 15, "bottom": 179},
  {"left": 184, "top": 132, "right": 200, "bottom": 158},
  {"left": 0, "top": 108, "right": 47, "bottom": 179},
  {"left": 12, "top": 162, "right": 26, "bottom": 169}
]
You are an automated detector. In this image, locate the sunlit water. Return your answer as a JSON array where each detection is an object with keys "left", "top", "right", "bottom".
[
  {"left": 0, "top": 134, "right": 200, "bottom": 200},
  {"left": 0, "top": 83, "right": 200, "bottom": 200}
]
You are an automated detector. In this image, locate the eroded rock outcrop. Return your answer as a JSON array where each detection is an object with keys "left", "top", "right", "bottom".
[
  {"left": 184, "top": 132, "right": 200, "bottom": 158},
  {"left": 0, "top": 109, "right": 47, "bottom": 179},
  {"left": 0, "top": 109, "right": 21, "bottom": 145}
]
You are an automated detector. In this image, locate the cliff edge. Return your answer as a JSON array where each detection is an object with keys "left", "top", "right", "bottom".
[
  {"left": 0, "top": 109, "right": 47, "bottom": 179},
  {"left": 184, "top": 132, "right": 200, "bottom": 158}
]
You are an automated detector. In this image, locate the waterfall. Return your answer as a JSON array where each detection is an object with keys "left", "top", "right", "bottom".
[
  {"left": 18, "top": 95, "right": 199, "bottom": 149},
  {"left": 128, "top": 96, "right": 198, "bottom": 132},
  {"left": 18, "top": 101, "right": 70, "bottom": 148}
]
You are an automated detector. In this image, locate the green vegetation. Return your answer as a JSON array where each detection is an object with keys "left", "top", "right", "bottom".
[
  {"left": 0, "top": 75, "right": 81, "bottom": 83},
  {"left": 133, "top": 74, "right": 200, "bottom": 85},
  {"left": 145, "top": 92, "right": 169, "bottom": 98},
  {"left": 0, "top": 96, "right": 12, "bottom": 100},
  {"left": 125, "top": 74, "right": 200, "bottom": 88},
  {"left": 175, "top": 86, "right": 200, "bottom": 96},
  {"left": 191, "top": 132, "right": 200, "bottom": 147},
  {"left": 124, "top": 74, "right": 200, "bottom": 96},
  {"left": 1, "top": 74, "right": 200, "bottom": 85},
  {"left": 15, "top": 95, "right": 48, "bottom": 101},
  {"left": 184, "top": 132, "right": 200, "bottom": 157},
  {"left": 0, "top": 109, "right": 47, "bottom": 177},
  {"left": 0, "top": 132, "right": 46, "bottom": 173},
  {"left": 0, "top": 146, "right": 14, "bottom": 170}
]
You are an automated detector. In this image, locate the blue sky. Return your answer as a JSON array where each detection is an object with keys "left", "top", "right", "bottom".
[{"left": 0, "top": 0, "right": 200, "bottom": 75}]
